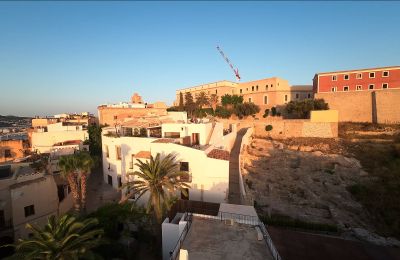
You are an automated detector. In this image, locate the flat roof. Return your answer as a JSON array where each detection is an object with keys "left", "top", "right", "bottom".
[
  {"left": 315, "top": 66, "right": 400, "bottom": 76},
  {"left": 181, "top": 217, "right": 274, "bottom": 260}
]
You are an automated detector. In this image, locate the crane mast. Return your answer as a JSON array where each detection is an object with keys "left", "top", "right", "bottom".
[{"left": 216, "top": 45, "right": 241, "bottom": 81}]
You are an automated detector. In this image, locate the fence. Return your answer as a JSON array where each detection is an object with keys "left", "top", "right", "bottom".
[{"left": 258, "top": 222, "right": 282, "bottom": 260}]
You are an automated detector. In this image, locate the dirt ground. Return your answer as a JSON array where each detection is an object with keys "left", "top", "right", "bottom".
[{"left": 240, "top": 122, "right": 400, "bottom": 246}]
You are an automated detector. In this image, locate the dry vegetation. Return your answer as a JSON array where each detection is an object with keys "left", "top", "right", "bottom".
[{"left": 241, "top": 122, "right": 400, "bottom": 243}]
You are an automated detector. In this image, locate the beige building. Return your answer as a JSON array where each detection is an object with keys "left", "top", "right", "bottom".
[
  {"left": 174, "top": 77, "right": 313, "bottom": 112},
  {"left": 97, "top": 93, "right": 168, "bottom": 126},
  {"left": 0, "top": 162, "right": 73, "bottom": 240}
]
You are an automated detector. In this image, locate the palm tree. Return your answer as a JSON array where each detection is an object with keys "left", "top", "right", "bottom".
[
  {"left": 58, "top": 154, "right": 81, "bottom": 213},
  {"left": 58, "top": 151, "right": 95, "bottom": 214},
  {"left": 76, "top": 152, "right": 95, "bottom": 212},
  {"left": 122, "top": 153, "right": 190, "bottom": 223},
  {"left": 11, "top": 215, "right": 103, "bottom": 260},
  {"left": 209, "top": 94, "right": 219, "bottom": 112}
]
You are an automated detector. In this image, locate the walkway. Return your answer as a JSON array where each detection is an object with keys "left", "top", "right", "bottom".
[
  {"left": 228, "top": 128, "right": 248, "bottom": 204},
  {"left": 85, "top": 166, "right": 121, "bottom": 213}
]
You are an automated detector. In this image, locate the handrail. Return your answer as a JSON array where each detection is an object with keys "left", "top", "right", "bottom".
[{"left": 169, "top": 213, "right": 193, "bottom": 260}]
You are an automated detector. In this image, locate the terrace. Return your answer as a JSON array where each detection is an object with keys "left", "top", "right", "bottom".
[{"left": 163, "top": 200, "right": 281, "bottom": 260}]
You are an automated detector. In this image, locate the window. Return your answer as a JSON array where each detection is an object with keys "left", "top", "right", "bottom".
[
  {"left": 106, "top": 145, "right": 109, "bottom": 158},
  {"left": 307, "top": 93, "right": 311, "bottom": 98},
  {"left": 116, "top": 146, "right": 121, "bottom": 160},
  {"left": 356, "top": 85, "right": 362, "bottom": 91},
  {"left": 295, "top": 93, "right": 299, "bottom": 99},
  {"left": 248, "top": 97, "right": 252, "bottom": 103},
  {"left": 113, "top": 115, "right": 117, "bottom": 120},
  {"left": 356, "top": 73, "right": 362, "bottom": 79},
  {"left": 343, "top": 86, "right": 349, "bottom": 91},
  {"left": 180, "top": 162, "right": 189, "bottom": 171},
  {"left": 331, "top": 87, "right": 337, "bottom": 92},
  {"left": 369, "top": 72, "right": 375, "bottom": 78},
  {"left": 4, "top": 149, "right": 11, "bottom": 158},
  {"left": 265, "top": 85, "right": 268, "bottom": 91},
  {"left": 24, "top": 205, "right": 35, "bottom": 217},
  {"left": 264, "top": 96, "right": 268, "bottom": 105},
  {"left": 251, "top": 86, "right": 254, "bottom": 91},
  {"left": 215, "top": 90, "right": 217, "bottom": 94},
  {"left": 369, "top": 84, "right": 374, "bottom": 90},
  {"left": 284, "top": 95, "right": 288, "bottom": 102},
  {"left": 382, "top": 83, "right": 388, "bottom": 89},
  {"left": 332, "top": 75, "right": 337, "bottom": 81},
  {"left": 240, "top": 89, "right": 242, "bottom": 94},
  {"left": 256, "top": 85, "right": 259, "bottom": 91},
  {"left": 271, "top": 84, "right": 273, "bottom": 88},
  {"left": 344, "top": 74, "right": 349, "bottom": 80},
  {"left": 382, "top": 71, "right": 389, "bottom": 77},
  {"left": 246, "top": 88, "right": 248, "bottom": 91}
]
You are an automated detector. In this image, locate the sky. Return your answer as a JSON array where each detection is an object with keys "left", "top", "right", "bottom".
[{"left": 0, "top": 1, "right": 399, "bottom": 117}]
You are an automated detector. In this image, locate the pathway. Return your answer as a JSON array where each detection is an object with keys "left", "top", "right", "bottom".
[
  {"left": 85, "top": 165, "right": 121, "bottom": 213},
  {"left": 228, "top": 128, "right": 248, "bottom": 205}
]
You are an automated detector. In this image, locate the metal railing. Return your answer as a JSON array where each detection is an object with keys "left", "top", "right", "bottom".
[
  {"left": 258, "top": 222, "right": 282, "bottom": 260},
  {"left": 169, "top": 213, "right": 193, "bottom": 260}
]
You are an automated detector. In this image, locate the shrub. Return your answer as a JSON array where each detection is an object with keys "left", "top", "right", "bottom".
[
  {"left": 261, "top": 214, "right": 338, "bottom": 233},
  {"left": 166, "top": 106, "right": 179, "bottom": 112},
  {"left": 263, "top": 109, "right": 270, "bottom": 117},
  {"left": 221, "top": 94, "right": 243, "bottom": 107},
  {"left": 285, "top": 98, "right": 329, "bottom": 119},
  {"left": 215, "top": 106, "right": 232, "bottom": 118},
  {"left": 271, "top": 107, "right": 277, "bottom": 116},
  {"left": 265, "top": 125, "right": 273, "bottom": 131},
  {"left": 234, "top": 102, "right": 260, "bottom": 118}
]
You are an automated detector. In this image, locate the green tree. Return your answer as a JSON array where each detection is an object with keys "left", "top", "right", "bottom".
[
  {"left": 285, "top": 98, "right": 329, "bottom": 119},
  {"left": 10, "top": 215, "right": 103, "bottom": 260},
  {"left": 221, "top": 94, "right": 243, "bottom": 107},
  {"left": 214, "top": 106, "right": 232, "bottom": 119},
  {"left": 87, "top": 125, "right": 102, "bottom": 156},
  {"left": 195, "top": 92, "right": 209, "bottom": 109},
  {"left": 234, "top": 102, "right": 260, "bottom": 118},
  {"left": 122, "top": 153, "right": 190, "bottom": 223}
]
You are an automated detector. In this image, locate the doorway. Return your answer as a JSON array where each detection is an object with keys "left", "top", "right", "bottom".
[
  {"left": 108, "top": 175, "right": 113, "bottom": 186},
  {"left": 192, "top": 133, "right": 200, "bottom": 145}
]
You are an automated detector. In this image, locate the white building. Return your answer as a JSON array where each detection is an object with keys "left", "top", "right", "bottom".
[
  {"left": 31, "top": 122, "right": 88, "bottom": 153},
  {"left": 101, "top": 112, "right": 237, "bottom": 204}
]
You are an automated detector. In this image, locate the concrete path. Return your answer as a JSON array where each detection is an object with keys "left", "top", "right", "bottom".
[
  {"left": 228, "top": 128, "right": 248, "bottom": 205},
  {"left": 85, "top": 166, "right": 121, "bottom": 213}
]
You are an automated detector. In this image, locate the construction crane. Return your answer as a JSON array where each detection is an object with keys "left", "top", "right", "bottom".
[{"left": 216, "top": 45, "right": 241, "bottom": 81}]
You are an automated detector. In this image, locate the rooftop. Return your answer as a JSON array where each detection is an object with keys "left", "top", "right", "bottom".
[
  {"left": 314, "top": 65, "right": 400, "bottom": 76},
  {"left": 181, "top": 216, "right": 274, "bottom": 260}
]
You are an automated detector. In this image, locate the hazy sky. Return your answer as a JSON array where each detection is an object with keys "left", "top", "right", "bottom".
[{"left": 0, "top": 1, "right": 399, "bottom": 117}]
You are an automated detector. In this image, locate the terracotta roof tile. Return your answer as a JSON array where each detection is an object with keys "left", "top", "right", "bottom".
[
  {"left": 135, "top": 151, "right": 151, "bottom": 159},
  {"left": 207, "top": 149, "right": 230, "bottom": 161}
]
